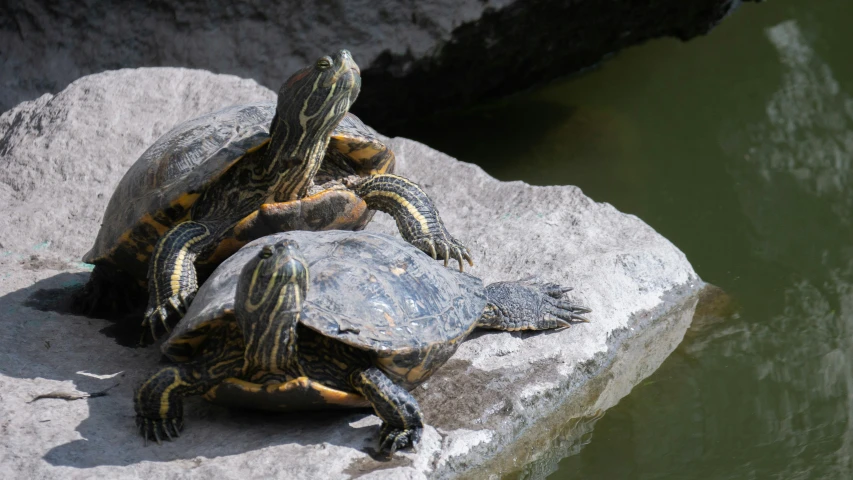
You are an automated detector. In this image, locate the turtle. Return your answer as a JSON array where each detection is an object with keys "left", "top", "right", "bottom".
[
  {"left": 76, "top": 49, "right": 472, "bottom": 338},
  {"left": 134, "top": 230, "right": 591, "bottom": 454}
]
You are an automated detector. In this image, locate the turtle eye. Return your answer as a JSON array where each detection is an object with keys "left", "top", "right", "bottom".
[
  {"left": 260, "top": 246, "right": 274, "bottom": 258},
  {"left": 316, "top": 56, "right": 333, "bottom": 70}
]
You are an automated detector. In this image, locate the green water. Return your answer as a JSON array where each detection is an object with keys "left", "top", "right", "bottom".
[{"left": 401, "top": 0, "right": 853, "bottom": 478}]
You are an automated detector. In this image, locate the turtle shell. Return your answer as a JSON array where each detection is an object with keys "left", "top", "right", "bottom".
[
  {"left": 84, "top": 102, "right": 393, "bottom": 281},
  {"left": 165, "top": 230, "right": 486, "bottom": 377},
  {"left": 83, "top": 102, "right": 276, "bottom": 272}
]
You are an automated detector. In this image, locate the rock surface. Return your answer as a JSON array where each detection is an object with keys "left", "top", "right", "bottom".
[
  {"left": 1, "top": 0, "right": 756, "bottom": 132},
  {"left": 0, "top": 68, "right": 702, "bottom": 478}
]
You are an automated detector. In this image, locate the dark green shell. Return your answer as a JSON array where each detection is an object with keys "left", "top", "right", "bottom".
[
  {"left": 165, "top": 230, "right": 486, "bottom": 362},
  {"left": 83, "top": 103, "right": 389, "bottom": 273},
  {"left": 84, "top": 103, "right": 276, "bottom": 265}
]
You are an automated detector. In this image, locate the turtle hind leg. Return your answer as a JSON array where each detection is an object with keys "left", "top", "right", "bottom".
[
  {"left": 144, "top": 221, "right": 215, "bottom": 340},
  {"left": 350, "top": 367, "right": 423, "bottom": 455},
  {"left": 346, "top": 174, "right": 474, "bottom": 272},
  {"left": 478, "top": 281, "right": 592, "bottom": 331},
  {"left": 71, "top": 263, "right": 145, "bottom": 318}
]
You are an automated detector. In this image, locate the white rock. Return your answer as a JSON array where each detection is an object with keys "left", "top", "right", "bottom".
[{"left": 0, "top": 68, "right": 702, "bottom": 478}]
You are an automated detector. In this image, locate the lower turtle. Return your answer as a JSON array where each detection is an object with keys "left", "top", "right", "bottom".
[{"left": 134, "top": 230, "right": 591, "bottom": 454}]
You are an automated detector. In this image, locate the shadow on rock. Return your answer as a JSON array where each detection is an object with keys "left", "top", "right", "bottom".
[
  {"left": 1, "top": 271, "right": 391, "bottom": 469},
  {"left": 43, "top": 403, "right": 382, "bottom": 469},
  {"left": 22, "top": 272, "right": 146, "bottom": 347},
  {"left": 395, "top": 99, "right": 576, "bottom": 166}
]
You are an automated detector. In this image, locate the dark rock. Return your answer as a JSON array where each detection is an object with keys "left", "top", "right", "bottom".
[{"left": 2, "top": 0, "right": 756, "bottom": 133}]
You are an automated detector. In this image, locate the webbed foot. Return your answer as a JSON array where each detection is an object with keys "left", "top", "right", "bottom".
[
  {"left": 347, "top": 174, "right": 475, "bottom": 271},
  {"left": 136, "top": 415, "right": 183, "bottom": 445},
  {"left": 142, "top": 290, "right": 195, "bottom": 340},
  {"left": 537, "top": 284, "right": 591, "bottom": 327},
  {"left": 143, "top": 220, "right": 211, "bottom": 341},
  {"left": 411, "top": 234, "right": 474, "bottom": 272},
  {"left": 378, "top": 423, "right": 422, "bottom": 455},
  {"left": 350, "top": 367, "right": 424, "bottom": 456},
  {"left": 479, "top": 281, "right": 591, "bottom": 331}
]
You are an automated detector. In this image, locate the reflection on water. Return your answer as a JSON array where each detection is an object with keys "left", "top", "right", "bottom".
[
  {"left": 401, "top": 0, "right": 853, "bottom": 478},
  {"left": 730, "top": 20, "right": 853, "bottom": 269},
  {"left": 724, "top": 18, "right": 853, "bottom": 479}
]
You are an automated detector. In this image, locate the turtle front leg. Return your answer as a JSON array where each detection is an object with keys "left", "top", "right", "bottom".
[
  {"left": 135, "top": 338, "right": 243, "bottom": 444},
  {"left": 477, "top": 281, "right": 592, "bottom": 331},
  {"left": 346, "top": 174, "right": 473, "bottom": 271},
  {"left": 349, "top": 367, "right": 424, "bottom": 455},
  {"left": 144, "top": 221, "right": 215, "bottom": 339},
  {"left": 134, "top": 365, "right": 195, "bottom": 443}
]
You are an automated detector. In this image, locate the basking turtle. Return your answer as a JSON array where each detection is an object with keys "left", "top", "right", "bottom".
[
  {"left": 77, "top": 50, "right": 472, "bottom": 338},
  {"left": 134, "top": 230, "right": 591, "bottom": 454}
]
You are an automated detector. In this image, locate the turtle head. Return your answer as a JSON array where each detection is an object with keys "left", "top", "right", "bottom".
[
  {"left": 236, "top": 240, "right": 309, "bottom": 322},
  {"left": 274, "top": 50, "right": 361, "bottom": 149},
  {"left": 269, "top": 50, "right": 361, "bottom": 201},
  {"left": 235, "top": 240, "right": 309, "bottom": 374}
]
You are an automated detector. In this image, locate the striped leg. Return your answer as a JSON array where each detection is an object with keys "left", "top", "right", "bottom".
[
  {"left": 350, "top": 367, "right": 423, "bottom": 455},
  {"left": 134, "top": 365, "right": 196, "bottom": 444},
  {"left": 144, "top": 221, "right": 214, "bottom": 339},
  {"left": 135, "top": 329, "right": 243, "bottom": 444},
  {"left": 478, "top": 281, "right": 592, "bottom": 331},
  {"left": 348, "top": 174, "right": 474, "bottom": 271},
  {"left": 134, "top": 362, "right": 242, "bottom": 444}
]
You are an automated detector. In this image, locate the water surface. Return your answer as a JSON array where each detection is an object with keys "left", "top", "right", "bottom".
[{"left": 401, "top": 0, "right": 853, "bottom": 477}]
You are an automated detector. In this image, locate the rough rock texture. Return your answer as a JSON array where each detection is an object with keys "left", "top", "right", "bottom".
[
  {"left": 0, "top": 69, "right": 702, "bottom": 478},
  {"left": 1, "top": 0, "right": 756, "bottom": 133}
]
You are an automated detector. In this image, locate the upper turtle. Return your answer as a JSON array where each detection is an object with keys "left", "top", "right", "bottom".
[
  {"left": 77, "top": 50, "right": 472, "bottom": 338},
  {"left": 83, "top": 104, "right": 397, "bottom": 275},
  {"left": 83, "top": 102, "right": 276, "bottom": 272}
]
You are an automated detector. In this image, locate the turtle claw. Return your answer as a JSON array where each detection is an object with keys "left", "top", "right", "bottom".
[
  {"left": 551, "top": 299, "right": 592, "bottom": 316},
  {"left": 541, "top": 285, "right": 592, "bottom": 327},
  {"left": 180, "top": 294, "right": 192, "bottom": 310},
  {"left": 378, "top": 424, "right": 422, "bottom": 455},
  {"left": 553, "top": 317, "right": 572, "bottom": 328},
  {"left": 412, "top": 235, "right": 474, "bottom": 272},
  {"left": 142, "top": 306, "right": 170, "bottom": 341},
  {"left": 168, "top": 296, "right": 186, "bottom": 317},
  {"left": 451, "top": 245, "right": 474, "bottom": 272},
  {"left": 143, "top": 291, "right": 195, "bottom": 341},
  {"left": 159, "top": 309, "right": 172, "bottom": 334},
  {"left": 136, "top": 415, "right": 184, "bottom": 445},
  {"left": 411, "top": 237, "right": 438, "bottom": 260},
  {"left": 442, "top": 240, "right": 473, "bottom": 272},
  {"left": 462, "top": 249, "right": 474, "bottom": 268},
  {"left": 544, "top": 312, "right": 574, "bottom": 329},
  {"left": 541, "top": 283, "right": 572, "bottom": 299}
]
